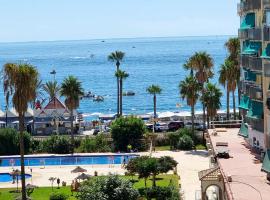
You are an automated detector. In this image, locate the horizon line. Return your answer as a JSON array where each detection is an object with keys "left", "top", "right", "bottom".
[{"left": 0, "top": 34, "right": 237, "bottom": 45}]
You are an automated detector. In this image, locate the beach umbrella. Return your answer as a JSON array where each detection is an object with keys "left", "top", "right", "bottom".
[
  {"left": 71, "top": 166, "right": 87, "bottom": 173},
  {"left": 76, "top": 173, "right": 91, "bottom": 181}
]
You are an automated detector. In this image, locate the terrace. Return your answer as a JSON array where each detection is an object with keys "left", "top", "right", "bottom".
[{"left": 208, "top": 128, "right": 270, "bottom": 200}]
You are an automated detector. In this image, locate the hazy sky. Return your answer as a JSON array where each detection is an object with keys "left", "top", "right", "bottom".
[{"left": 0, "top": 0, "right": 239, "bottom": 42}]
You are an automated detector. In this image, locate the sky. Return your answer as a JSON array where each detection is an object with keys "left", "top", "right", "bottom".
[{"left": 0, "top": 0, "right": 239, "bottom": 42}]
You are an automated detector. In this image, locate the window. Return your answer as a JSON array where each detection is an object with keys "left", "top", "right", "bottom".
[{"left": 266, "top": 11, "right": 270, "bottom": 26}]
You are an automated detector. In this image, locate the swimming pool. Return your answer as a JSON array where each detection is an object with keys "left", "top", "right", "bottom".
[
  {"left": 0, "top": 173, "right": 32, "bottom": 182},
  {"left": 0, "top": 154, "right": 138, "bottom": 167}
]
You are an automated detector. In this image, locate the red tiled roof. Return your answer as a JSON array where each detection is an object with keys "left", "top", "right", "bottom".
[{"left": 44, "top": 97, "right": 66, "bottom": 110}]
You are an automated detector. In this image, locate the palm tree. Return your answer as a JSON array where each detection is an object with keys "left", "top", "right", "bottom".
[
  {"left": 183, "top": 52, "right": 214, "bottom": 130},
  {"left": 108, "top": 51, "right": 125, "bottom": 117},
  {"left": 219, "top": 59, "right": 236, "bottom": 120},
  {"left": 147, "top": 85, "right": 162, "bottom": 121},
  {"left": 3, "top": 63, "right": 38, "bottom": 200},
  {"left": 43, "top": 80, "right": 61, "bottom": 100},
  {"left": 115, "top": 70, "right": 129, "bottom": 116},
  {"left": 179, "top": 76, "right": 200, "bottom": 133},
  {"left": 225, "top": 38, "right": 240, "bottom": 117},
  {"left": 202, "top": 83, "right": 222, "bottom": 128},
  {"left": 60, "top": 76, "right": 84, "bottom": 152}
]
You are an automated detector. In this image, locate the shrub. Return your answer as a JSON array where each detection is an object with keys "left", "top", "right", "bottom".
[
  {"left": 78, "top": 134, "right": 111, "bottom": 153},
  {"left": 144, "top": 186, "right": 180, "bottom": 200},
  {"left": 77, "top": 175, "right": 139, "bottom": 200},
  {"left": 111, "top": 116, "right": 146, "bottom": 151},
  {"left": 49, "top": 192, "right": 68, "bottom": 200},
  {"left": 177, "top": 134, "right": 194, "bottom": 150},
  {"left": 0, "top": 128, "right": 31, "bottom": 155},
  {"left": 42, "top": 135, "right": 71, "bottom": 154}
]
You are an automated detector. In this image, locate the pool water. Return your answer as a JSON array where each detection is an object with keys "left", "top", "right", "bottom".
[
  {"left": 0, "top": 173, "right": 32, "bottom": 182},
  {"left": 0, "top": 154, "right": 138, "bottom": 167}
]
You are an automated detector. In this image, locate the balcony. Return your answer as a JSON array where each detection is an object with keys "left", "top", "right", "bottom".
[
  {"left": 246, "top": 84, "right": 263, "bottom": 101},
  {"left": 264, "top": 0, "right": 270, "bottom": 9},
  {"left": 238, "top": 0, "right": 261, "bottom": 15},
  {"left": 247, "top": 118, "right": 264, "bottom": 132},
  {"left": 264, "top": 63, "right": 270, "bottom": 77},
  {"left": 239, "top": 28, "right": 261, "bottom": 40},
  {"left": 263, "top": 26, "right": 270, "bottom": 41},
  {"left": 241, "top": 55, "right": 262, "bottom": 72}
]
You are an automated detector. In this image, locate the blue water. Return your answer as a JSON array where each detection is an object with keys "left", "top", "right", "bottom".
[
  {"left": 0, "top": 155, "right": 137, "bottom": 167},
  {"left": 0, "top": 173, "right": 31, "bottom": 182},
  {"left": 0, "top": 36, "right": 236, "bottom": 120}
]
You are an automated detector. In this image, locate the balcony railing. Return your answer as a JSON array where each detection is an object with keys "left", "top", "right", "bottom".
[
  {"left": 246, "top": 84, "right": 263, "bottom": 101},
  {"left": 241, "top": 55, "right": 262, "bottom": 72},
  {"left": 264, "top": 0, "right": 270, "bottom": 9},
  {"left": 238, "top": 0, "right": 261, "bottom": 15},
  {"left": 239, "top": 28, "right": 261, "bottom": 40},
  {"left": 248, "top": 118, "right": 264, "bottom": 132},
  {"left": 264, "top": 63, "right": 270, "bottom": 77}
]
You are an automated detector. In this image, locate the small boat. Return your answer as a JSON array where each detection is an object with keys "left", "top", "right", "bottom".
[
  {"left": 93, "top": 95, "right": 104, "bottom": 102},
  {"left": 83, "top": 91, "right": 95, "bottom": 98},
  {"left": 123, "top": 91, "right": 135, "bottom": 96}
]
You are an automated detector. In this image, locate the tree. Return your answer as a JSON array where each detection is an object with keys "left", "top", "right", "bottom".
[
  {"left": 3, "top": 63, "right": 39, "bottom": 200},
  {"left": 110, "top": 116, "right": 145, "bottom": 151},
  {"left": 126, "top": 156, "right": 177, "bottom": 187},
  {"left": 219, "top": 59, "right": 237, "bottom": 120},
  {"left": 225, "top": 38, "right": 240, "bottom": 119},
  {"left": 77, "top": 175, "right": 139, "bottom": 200},
  {"left": 60, "top": 76, "right": 84, "bottom": 152},
  {"left": 108, "top": 51, "right": 125, "bottom": 117},
  {"left": 179, "top": 76, "right": 200, "bottom": 133},
  {"left": 115, "top": 70, "right": 129, "bottom": 116},
  {"left": 202, "top": 83, "right": 222, "bottom": 127},
  {"left": 183, "top": 52, "right": 214, "bottom": 130},
  {"left": 43, "top": 81, "right": 61, "bottom": 100},
  {"left": 32, "top": 79, "right": 44, "bottom": 133}
]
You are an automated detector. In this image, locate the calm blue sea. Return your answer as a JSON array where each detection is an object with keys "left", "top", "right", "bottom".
[{"left": 0, "top": 36, "right": 236, "bottom": 120}]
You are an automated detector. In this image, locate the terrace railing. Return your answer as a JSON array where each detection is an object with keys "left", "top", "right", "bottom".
[
  {"left": 238, "top": 0, "right": 261, "bottom": 15},
  {"left": 239, "top": 28, "right": 262, "bottom": 40},
  {"left": 209, "top": 120, "right": 242, "bottom": 129},
  {"left": 241, "top": 55, "right": 262, "bottom": 72}
]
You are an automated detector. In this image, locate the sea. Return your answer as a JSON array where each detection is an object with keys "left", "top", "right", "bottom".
[{"left": 0, "top": 36, "right": 237, "bottom": 121}]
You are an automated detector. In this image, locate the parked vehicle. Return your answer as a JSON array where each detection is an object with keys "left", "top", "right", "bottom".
[
  {"left": 168, "top": 121, "right": 185, "bottom": 131},
  {"left": 185, "top": 122, "right": 204, "bottom": 131},
  {"left": 155, "top": 122, "right": 169, "bottom": 132}
]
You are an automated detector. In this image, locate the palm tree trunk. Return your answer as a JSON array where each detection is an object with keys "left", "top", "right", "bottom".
[
  {"left": 152, "top": 174, "right": 156, "bottom": 187},
  {"left": 70, "top": 109, "right": 74, "bottom": 153},
  {"left": 202, "top": 87, "right": 206, "bottom": 131},
  {"left": 238, "top": 83, "right": 241, "bottom": 119},
  {"left": 226, "top": 87, "right": 230, "bottom": 120},
  {"left": 119, "top": 79, "right": 123, "bottom": 116},
  {"left": 154, "top": 95, "right": 157, "bottom": 132},
  {"left": 191, "top": 105, "right": 195, "bottom": 134},
  {"left": 19, "top": 113, "right": 26, "bottom": 200},
  {"left": 233, "top": 90, "right": 236, "bottom": 120},
  {"left": 207, "top": 114, "right": 210, "bottom": 129},
  {"left": 116, "top": 63, "right": 120, "bottom": 117}
]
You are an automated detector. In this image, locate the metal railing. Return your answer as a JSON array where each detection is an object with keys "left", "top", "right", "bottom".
[
  {"left": 238, "top": 0, "right": 261, "bottom": 14},
  {"left": 209, "top": 120, "right": 242, "bottom": 129},
  {"left": 239, "top": 28, "right": 261, "bottom": 40},
  {"left": 241, "top": 55, "right": 262, "bottom": 72}
]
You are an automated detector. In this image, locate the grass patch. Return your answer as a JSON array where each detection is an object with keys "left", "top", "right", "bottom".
[
  {"left": 155, "top": 146, "right": 171, "bottom": 151},
  {"left": 0, "top": 174, "right": 179, "bottom": 200},
  {"left": 195, "top": 144, "right": 207, "bottom": 150}
]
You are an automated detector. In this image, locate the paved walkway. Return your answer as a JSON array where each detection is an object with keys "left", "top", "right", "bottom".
[
  {"left": 150, "top": 150, "right": 209, "bottom": 200},
  {"left": 209, "top": 128, "right": 270, "bottom": 200}
]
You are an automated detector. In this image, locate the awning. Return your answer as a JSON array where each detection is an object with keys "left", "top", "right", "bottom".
[
  {"left": 239, "top": 122, "right": 249, "bottom": 138},
  {"left": 247, "top": 100, "right": 263, "bottom": 119},
  {"left": 242, "top": 41, "right": 261, "bottom": 55},
  {"left": 240, "top": 13, "right": 255, "bottom": 29},
  {"left": 261, "top": 44, "right": 270, "bottom": 59},
  {"left": 239, "top": 95, "right": 250, "bottom": 110},
  {"left": 262, "top": 150, "right": 270, "bottom": 173}
]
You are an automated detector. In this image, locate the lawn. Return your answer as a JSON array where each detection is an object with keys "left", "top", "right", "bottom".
[
  {"left": 155, "top": 145, "right": 171, "bottom": 151},
  {"left": 0, "top": 174, "right": 179, "bottom": 200}
]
